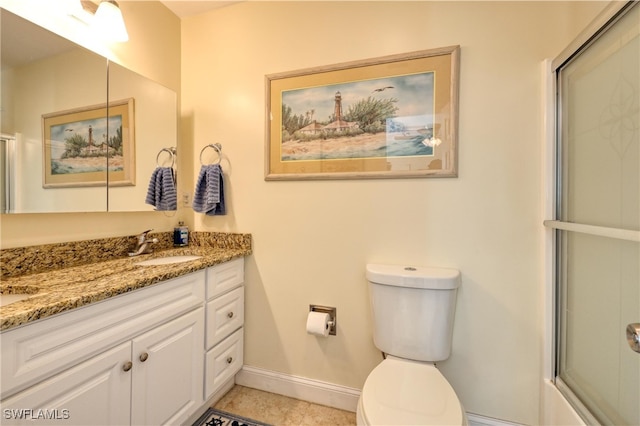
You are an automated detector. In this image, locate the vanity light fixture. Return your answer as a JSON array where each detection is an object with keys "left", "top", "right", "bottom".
[
  {"left": 73, "top": 0, "right": 129, "bottom": 42},
  {"left": 93, "top": 0, "right": 129, "bottom": 42}
]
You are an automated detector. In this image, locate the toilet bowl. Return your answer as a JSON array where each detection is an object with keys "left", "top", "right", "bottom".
[
  {"left": 360, "top": 264, "right": 466, "bottom": 426},
  {"left": 356, "top": 357, "right": 467, "bottom": 425}
]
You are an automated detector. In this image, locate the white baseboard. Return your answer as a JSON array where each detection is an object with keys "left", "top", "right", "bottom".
[
  {"left": 235, "top": 365, "right": 361, "bottom": 412},
  {"left": 236, "top": 365, "right": 521, "bottom": 426},
  {"left": 466, "top": 412, "right": 523, "bottom": 426}
]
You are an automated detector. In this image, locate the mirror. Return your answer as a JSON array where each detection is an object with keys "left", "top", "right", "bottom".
[
  {"left": 0, "top": 9, "right": 178, "bottom": 214},
  {"left": 107, "top": 61, "right": 178, "bottom": 212},
  {"left": 1, "top": 9, "right": 107, "bottom": 213}
]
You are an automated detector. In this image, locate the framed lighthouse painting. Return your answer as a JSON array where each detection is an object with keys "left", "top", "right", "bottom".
[
  {"left": 264, "top": 46, "right": 459, "bottom": 180},
  {"left": 42, "top": 98, "right": 135, "bottom": 188}
]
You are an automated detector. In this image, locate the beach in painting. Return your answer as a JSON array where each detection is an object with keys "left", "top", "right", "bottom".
[
  {"left": 51, "top": 156, "right": 124, "bottom": 174},
  {"left": 281, "top": 130, "right": 433, "bottom": 161}
]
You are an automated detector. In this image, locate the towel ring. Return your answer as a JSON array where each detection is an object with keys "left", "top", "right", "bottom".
[
  {"left": 156, "top": 147, "right": 176, "bottom": 168},
  {"left": 199, "top": 143, "right": 222, "bottom": 165}
]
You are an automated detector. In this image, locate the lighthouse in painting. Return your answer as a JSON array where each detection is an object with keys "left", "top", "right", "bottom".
[
  {"left": 334, "top": 91, "right": 343, "bottom": 122},
  {"left": 323, "top": 91, "right": 356, "bottom": 133},
  {"left": 297, "top": 90, "right": 358, "bottom": 136}
]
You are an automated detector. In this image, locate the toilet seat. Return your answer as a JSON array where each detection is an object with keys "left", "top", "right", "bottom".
[{"left": 359, "top": 357, "right": 465, "bottom": 425}]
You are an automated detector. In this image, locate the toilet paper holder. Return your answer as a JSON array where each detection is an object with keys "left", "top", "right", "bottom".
[{"left": 309, "top": 305, "right": 337, "bottom": 336}]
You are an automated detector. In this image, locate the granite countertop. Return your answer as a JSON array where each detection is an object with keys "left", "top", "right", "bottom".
[{"left": 0, "top": 232, "right": 251, "bottom": 332}]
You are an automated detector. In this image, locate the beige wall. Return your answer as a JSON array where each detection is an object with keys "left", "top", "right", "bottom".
[
  {"left": 182, "top": 2, "right": 606, "bottom": 424},
  {"left": 0, "top": 1, "right": 186, "bottom": 248}
]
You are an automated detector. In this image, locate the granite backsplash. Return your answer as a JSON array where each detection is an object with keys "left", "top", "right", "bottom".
[{"left": 1, "top": 231, "right": 252, "bottom": 278}]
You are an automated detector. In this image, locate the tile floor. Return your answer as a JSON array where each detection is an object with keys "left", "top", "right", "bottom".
[{"left": 214, "top": 385, "right": 357, "bottom": 426}]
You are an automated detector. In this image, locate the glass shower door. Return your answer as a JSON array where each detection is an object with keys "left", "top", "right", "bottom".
[{"left": 554, "top": 2, "right": 639, "bottom": 424}]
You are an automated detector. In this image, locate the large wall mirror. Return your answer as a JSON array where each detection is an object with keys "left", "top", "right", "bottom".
[{"left": 0, "top": 9, "right": 177, "bottom": 214}]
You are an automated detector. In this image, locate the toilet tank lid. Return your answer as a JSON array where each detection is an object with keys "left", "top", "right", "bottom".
[{"left": 366, "top": 264, "right": 460, "bottom": 289}]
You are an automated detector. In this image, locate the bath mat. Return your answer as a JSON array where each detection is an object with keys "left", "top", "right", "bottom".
[{"left": 192, "top": 408, "right": 272, "bottom": 426}]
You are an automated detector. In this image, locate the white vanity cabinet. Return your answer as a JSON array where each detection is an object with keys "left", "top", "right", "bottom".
[
  {"left": 0, "top": 270, "right": 205, "bottom": 426},
  {"left": 204, "top": 257, "right": 245, "bottom": 400},
  {"left": 0, "top": 257, "right": 247, "bottom": 425}
]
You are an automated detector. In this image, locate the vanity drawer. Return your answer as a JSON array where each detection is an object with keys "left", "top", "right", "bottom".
[
  {"left": 206, "top": 287, "right": 244, "bottom": 349},
  {"left": 205, "top": 328, "right": 243, "bottom": 400},
  {"left": 206, "top": 258, "right": 244, "bottom": 300}
]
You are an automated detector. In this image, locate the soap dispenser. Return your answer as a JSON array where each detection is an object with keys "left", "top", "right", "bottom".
[{"left": 173, "top": 222, "right": 189, "bottom": 247}]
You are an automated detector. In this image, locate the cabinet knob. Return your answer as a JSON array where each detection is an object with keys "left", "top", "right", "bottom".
[
  {"left": 123, "top": 361, "right": 133, "bottom": 372},
  {"left": 139, "top": 352, "right": 149, "bottom": 362},
  {"left": 227, "top": 311, "right": 234, "bottom": 319},
  {"left": 226, "top": 357, "right": 233, "bottom": 364}
]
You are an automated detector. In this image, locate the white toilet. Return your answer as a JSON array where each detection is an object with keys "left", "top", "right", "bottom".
[{"left": 357, "top": 263, "right": 467, "bottom": 426}]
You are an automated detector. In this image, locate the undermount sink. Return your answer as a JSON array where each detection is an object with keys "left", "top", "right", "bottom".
[
  {"left": 0, "top": 293, "right": 31, "bottom": 307},
  {"left": 134, "top": 255, "right": 202, "bottom": 266}
]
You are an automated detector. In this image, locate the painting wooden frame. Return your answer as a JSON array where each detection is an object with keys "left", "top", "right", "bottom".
[
  {"left": 42, "top": 98, "right": 135, "bottom": 188},
  {"left": 265, "top": 46, "right": 459, "bottom": 180}
]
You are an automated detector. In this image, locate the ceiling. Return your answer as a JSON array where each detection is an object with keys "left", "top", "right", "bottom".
[{"left": 159, "top": 1, "right": 240, "bottom": 18}]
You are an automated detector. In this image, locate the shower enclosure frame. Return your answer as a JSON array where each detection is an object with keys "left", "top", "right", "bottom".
[
  {"left": 0, "top": 133, "right": 16, "bottom": 213},
  {"left": 544, "top": 1, "right": 640, "bottom": 424}
]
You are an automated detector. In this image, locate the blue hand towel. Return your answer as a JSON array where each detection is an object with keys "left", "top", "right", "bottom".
[
  {"left": 145, "top": 167, "right": 177, "bottom": 211},
  {"left": 192, "top": 164, "right": 226, "bottom": 215}
]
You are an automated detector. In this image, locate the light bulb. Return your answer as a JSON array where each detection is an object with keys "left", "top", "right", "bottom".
[{"left": 94, "top": 0, "right": 129, "bottom": 42}]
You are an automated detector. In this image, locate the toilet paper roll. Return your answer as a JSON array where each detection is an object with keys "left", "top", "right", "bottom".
[{"left": 306, "top": 311, "right": 331, "bottom": 337}]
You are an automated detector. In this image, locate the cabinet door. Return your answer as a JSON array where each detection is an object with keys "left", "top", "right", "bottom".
[
  {"left": 0, "top": 342, "right": 131, "bottom": 426},
  {"left": 130, "top": 308, "right": 204, "bottom": 426}
]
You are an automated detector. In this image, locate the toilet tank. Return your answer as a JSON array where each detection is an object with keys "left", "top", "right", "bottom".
[{"left": 366, "top": 264, "right": 461, "bottom": 362}]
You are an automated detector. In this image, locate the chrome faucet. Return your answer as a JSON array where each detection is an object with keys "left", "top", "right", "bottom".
[{"left": 129, "top": 229, "right": 159, "bottom": 257}]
